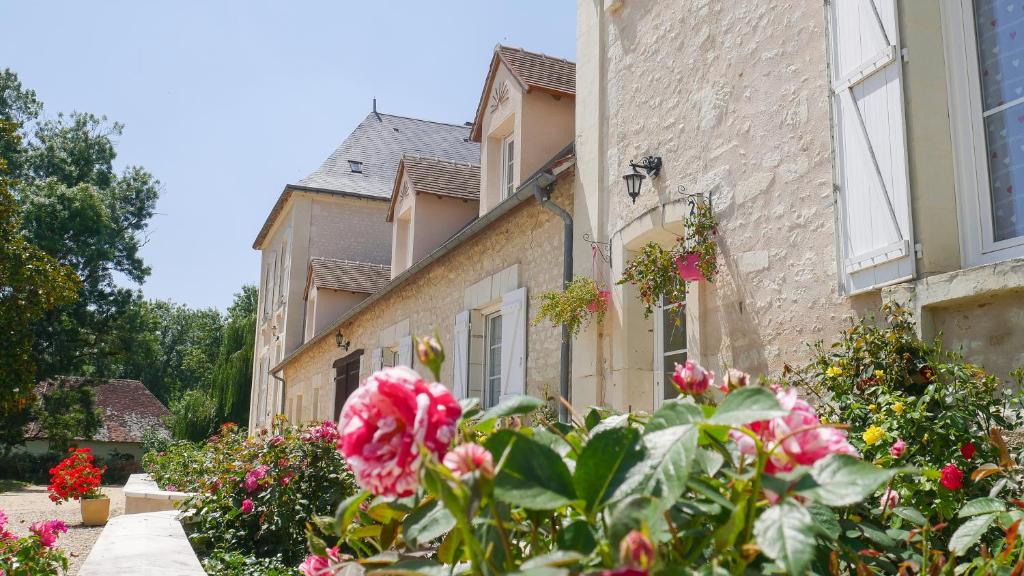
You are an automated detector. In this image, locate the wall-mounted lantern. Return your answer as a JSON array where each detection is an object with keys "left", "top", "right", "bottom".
[
  {"left": 622, "top": 155, "right": 662, "bottom": 204},
  {"left": 335, "top": 330, "right": 351, "bottom": 351}
]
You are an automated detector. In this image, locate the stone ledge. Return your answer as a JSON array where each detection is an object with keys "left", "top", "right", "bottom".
[
  {"left": 124, "top": 473, "right": 194, "bottom": 514},
  {"left": 78, "top": 510, "right": 205, "bottom": 576}
]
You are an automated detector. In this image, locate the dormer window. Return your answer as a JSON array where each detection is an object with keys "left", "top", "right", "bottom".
[
  {"left": 348, "top": 160, "right": 363, "bottom": 174},
  {"left": 501, "top": 135, "right": 514, "bottom": 199}
]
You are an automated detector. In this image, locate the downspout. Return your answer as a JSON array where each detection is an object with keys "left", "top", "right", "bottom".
[{"left": 534, "top": 173, "right": 573, "bottom": 423}]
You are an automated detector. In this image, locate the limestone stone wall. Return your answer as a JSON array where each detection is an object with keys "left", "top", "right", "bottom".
[
  {"left": 280, "top": 175, "right": 573, "bottom": 425},
  {"left": 573, "top": 0, "right": 881, "bottom": 412}
]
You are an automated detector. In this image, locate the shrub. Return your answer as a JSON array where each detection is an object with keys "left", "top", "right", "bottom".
[
  {"left": 0, "top": 452, "right": 62, "bottom": 484},
  {"left": 784, "top": 303, "right": 1024, "bottom": 519},
  {"left": 47, "top": 447, "right": 104, "bottom": 503},
  {"left": 167, "top": 389, "right": 218, "bottom": 441},
  {"left": 144, "top": 420, "right": 356, "bottom": 572},
  {"left": 0, "top": 510, "right": 69, "bottom": 576}
]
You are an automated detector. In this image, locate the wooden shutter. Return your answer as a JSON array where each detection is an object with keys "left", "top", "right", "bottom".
[
  {"left": 828, "top": 0, "right": 914, "bottom": 293},
  {"left": 500, "top": 288, "right": 527, "bottom": 400},
  {"left": 397, "top": 335, "right": 413, "bottom": 368},
  {"left": 370, "top": 348, "right": 384, "bottom": 372},
  {"left": 452, "top": 311, "right": 470, "bottom": 399}
]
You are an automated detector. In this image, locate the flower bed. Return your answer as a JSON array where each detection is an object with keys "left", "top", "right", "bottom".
[{"left": 0, "top": 510, "right": 69, "bottom": 575}]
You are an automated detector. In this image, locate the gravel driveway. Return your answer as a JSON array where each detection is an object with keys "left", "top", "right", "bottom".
[{"left": 0, "top": 484, "right": 124, "bottom": 575}]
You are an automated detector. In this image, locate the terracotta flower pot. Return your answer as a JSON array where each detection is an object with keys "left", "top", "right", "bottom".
[
  {"left": 80, "top": 497, "right": 110, "bottom": 526},
  {"left": 675, "top": 253, "right": 705, "bottom": 282},
  {"left": 586, "top": 290, "right": 611, "bottom": 314}
]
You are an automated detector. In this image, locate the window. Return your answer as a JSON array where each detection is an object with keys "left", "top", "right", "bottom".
[
  {"left": 484, "top": 312, "right": 503, "bottom": 408},
  {"left": 945, "top": 0, "right": 1024, "bottom": 264},
  {"left": 501, "top": 135, "right": 515, "bottom": 199},
  {"left": 349, "top": 160, "right": 363, "bottom": 173},
  {"left": 333, "top": 351, "right": 363, "bottom": 420},
  {"left": 654, "top": 298, "right": 687, "bottom": 406}
]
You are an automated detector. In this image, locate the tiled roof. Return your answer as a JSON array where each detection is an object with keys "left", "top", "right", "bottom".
[
  {"left": 254, "top": 111, "right": 480, "bottom": 248},
  {"left": 306, "top": 257, "right": 391, "bottom": 298},
  {"left": 387, "top": 155, "right": 480, "bottom": 221},
  {"left": 297, "top": 112, "right": 479, "bottom": 198},
  {"left": 471, "top": 45, "right": 576, "bottom": 142},
  {"left": 32, "top": 378, "right": 170, "bottom": 444}
]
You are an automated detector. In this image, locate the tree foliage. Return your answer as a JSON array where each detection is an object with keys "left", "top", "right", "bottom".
[{"left": 209, "top": 285, "right": 257, "bottom": 425}]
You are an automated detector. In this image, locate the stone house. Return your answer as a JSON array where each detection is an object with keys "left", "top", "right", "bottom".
[{"left": 251, "top": 0, "right": 1024, "bottom": 429}]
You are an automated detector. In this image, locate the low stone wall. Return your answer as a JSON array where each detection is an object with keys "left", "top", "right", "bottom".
[
  {"left": 78, "top": 509, "right": 205, "bottom": 575},
  {"left": 123, "top": 473, "right": 193, "bottom": 515}
]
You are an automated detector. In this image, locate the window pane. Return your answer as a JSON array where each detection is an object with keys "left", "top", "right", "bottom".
[
  {"left": 663, "top": 352, "right": 687, "bottom": 400},
  {"left": 662, "top": 304, "right": 686, "bottom": 353},
  {"left": 985, "top": 108, "right": 1024, "bottom": 241},
  {"left": 973, "top": 1, "right": 1024, "bottom": 112}
]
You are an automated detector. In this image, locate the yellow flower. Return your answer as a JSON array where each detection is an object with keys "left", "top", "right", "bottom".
[
  {"left": 892, "top": 402, "right": 904, "bottom": 414},
  {"left": 850, "top": 514, "right": 862, "bottom": 522},
  {"left": 922, "top": 433, "right": 929, "bottom": 443},
  {"left": 826, "top": 366, "right": 843, "bottom": 378},
  {"left": 862, "top": 425, "right": 885, "bottom": 446},
  {"left": 874, "top": 370, "right": 885, "bottom": 379},
  {"left": 869, "top": 404, "right": 878, "bottom": 413}
]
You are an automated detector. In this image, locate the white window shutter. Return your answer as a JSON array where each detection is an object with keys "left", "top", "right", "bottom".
[
  {"left": 452, "top": 311, "right": 470, "bottom": 399},
  {"left": 370, "top": 348, "right": 384, "bottom": 372},
  {"left": 397, "top": 335, "right": 413, "bottom": 368},
  {"left": 500, "top": 287, "right": 527, "bottom": 400},
  {"left": 828, "top": 0, "right": 914, "bottom": 293}
]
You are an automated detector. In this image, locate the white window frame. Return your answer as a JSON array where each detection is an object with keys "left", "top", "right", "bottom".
[
  {"left": 501, "top": 134, "right": 515, "bottom": 199},
  {"left": 483, "top": 310, "right": 503, "bottom": 409},
  {"left": 653, "top": 298, "right": 687, "bottom": 408},
  {"left": 942, "top": 0, "right": 1024, "bottom": 266}
]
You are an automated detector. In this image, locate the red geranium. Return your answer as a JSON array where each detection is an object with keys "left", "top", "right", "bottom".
[{"left": 48, "top": 448, "right": 105, "bottom": 504}]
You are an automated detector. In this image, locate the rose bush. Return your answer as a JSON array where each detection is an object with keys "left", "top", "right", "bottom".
[
  {"left": 301, "top": 353, "right": 913, "bottom": 576},
  {"left": 0, "top": 510, "right": 70, "bottom": 576},
  {"left": 142, "top": 420, "right": 356, "bottom": 575}
]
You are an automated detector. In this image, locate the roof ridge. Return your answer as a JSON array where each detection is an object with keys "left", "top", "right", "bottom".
[
  {"left": 375, "top": 112, "right": 472, "bottom": 129},
  {"left": 497, "top": 44, "right": 576, "bottom": 65},
  {"left": 403, "top": 154, "right": 480, "bottom": 168},
  {"left": 311, "top": 257, "right": 390, "bottom": 270}
]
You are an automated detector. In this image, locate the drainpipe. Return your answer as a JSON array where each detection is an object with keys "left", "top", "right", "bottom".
[{"left": 534, "top": 173, "right": 572, "bottom": 423}]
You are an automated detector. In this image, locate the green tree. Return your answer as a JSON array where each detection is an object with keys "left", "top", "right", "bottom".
[
  {"left": 166, "top": 389, "right": 217, "bottom": 442},
  {"left": 28, "top": 377, "right": 103, "bottom": 453},
  {"left": 209, "top": 285, "right": 257, "bottom": 425},
  {"left": 0, "top": 120, "right": 79, "bottom": 452}
]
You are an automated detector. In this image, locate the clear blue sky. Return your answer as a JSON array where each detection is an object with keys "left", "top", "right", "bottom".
[{"left": 0, "top": 1, "right": 576, "bottom": 310}]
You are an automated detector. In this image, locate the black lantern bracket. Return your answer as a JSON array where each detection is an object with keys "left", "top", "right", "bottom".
[
  {"left": 629, "top": 155, "right": 662, "bottom": 178},
  {"left": 335, "top": 330, "right": 351, "bottom": 351},
  {"left": 583, "top": 232, "right": 612, "bottom": 268},
  {"left": 677, "top": 184, "right": 714, "bottom": 215}
]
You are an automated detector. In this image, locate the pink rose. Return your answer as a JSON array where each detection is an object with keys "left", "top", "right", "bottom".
[
  {"left": 619, "top": 530, "right": 654, "bottom": 569},
  {"left": 337, "top": 366, "right": 462, "bottom": 497},
  {"left": 30, "top": 520, "right": 67, "bottom": 548},
  {"left": 302, "top": 421, "right": 341, "bottom": 443},
  {"left": 890, "top": 439, "right": 906, "bottom": 458},
  {"left": 961, "top": 442, "right": 976, "bottom": 460},
  {"left": 730, "top": 387, "right": 858, "bottom": 474},
  {"left": 243, "top": 465, "right": 270, "bottom": 493},
  {"left": 940, "top": 464, "right": 964, "bottom": 490},
  {"left": 598, "top": 569, "right": 648, "bottom": 576},
  {"left": 268, "top": 435, "right": 285, "bottom": 446},
  {"left": 879, "top": 487, "right": 900, "bottom": 510},
  {"left": 443, "top": 443, "right": 495, "bottom": 479},
  {"left": 241, "top": 498, "right": 254, "bottom": 514},
  {"left": 672, "top": 360, "right": 714, "bottom": 395},
  {"left": 300, "top": 546, "right": 341, "bottom": 576},
  {"left": 720, "top": 368, "right": 750, "bottom": 394}
]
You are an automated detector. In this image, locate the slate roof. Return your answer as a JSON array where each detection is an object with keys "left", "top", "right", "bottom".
[
  {"left": 387, "top": 155, "right": 481, "bottom": 221},
  {"left": 470, "top": 45, "right": 576, "bottom": 142},
  {"left": 32, "top": 378, "right": 170, "bottom": 444},
  {"left": 306, "top": 257, "right": 391, "bottom": 298},
  {"left": 254, "top": 111, "right": 480, "bottom": 248}
]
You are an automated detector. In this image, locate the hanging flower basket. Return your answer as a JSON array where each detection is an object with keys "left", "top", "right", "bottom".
[
  {"left": 586, "top": 289, "right": 611, "bottom": 314},
  {"left": 675, "top": 253, "right": 706, "bottom": 282}
]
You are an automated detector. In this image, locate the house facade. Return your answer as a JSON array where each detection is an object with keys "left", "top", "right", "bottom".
[
  {"left": 250, "top": 1, "right": 1024, "bottom": 431},
  {"left": 570, "top": 0, "right": 1024, "bottom": 414}
]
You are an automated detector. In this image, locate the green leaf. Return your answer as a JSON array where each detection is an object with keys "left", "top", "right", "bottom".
[
  {"left": 478, "top": 395, "right": 544, "bottom": 422},
  {"left": 556, "top": 520, "right": 597, "bottom": 553},
  {"left": 590, "top": 413, "right": 630, "bottom": 436},
  {"left": 335, "top": 490, "right": 371, "bottom": 535},
  {"left": 573, "top": 427, "right": 646, "bottom": 514},
  {"left": 805, "top": 455, "right": 899, "bottom": 507},
  {"left": 402, "top": 499, "right": 455, "bottom": 548},
  {"left": 607, "top": 494, "right": 666, "bottom": 546},
  {"left": 640, "top": 425, "right": 698, "bottom": 498},
  {"left": 958, "top": 497, "right": 1007, "bottom": 518},
  {"left": 753, "top": 500, "right": 817, "bottom": 576},
  {"left": 646, "top": 398, "right": 705, "bottom": 432},
  {"left": 949, "top": 514, "right": 997, "bottom": 556},
  {"left": 486, "top": 430, "right": 577, "bottom": 510},
  {"left": 893, "top": 507, "right": 928, "bottom": 527},
  {"left": 520, "top": 551, "right": 583, "bottom": 569},
  {"left": 807, "top": 503, "right": 840, "bottom": 540},
  {"left": 708, "top": 387, "right": 788, "bottom": 426}
]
